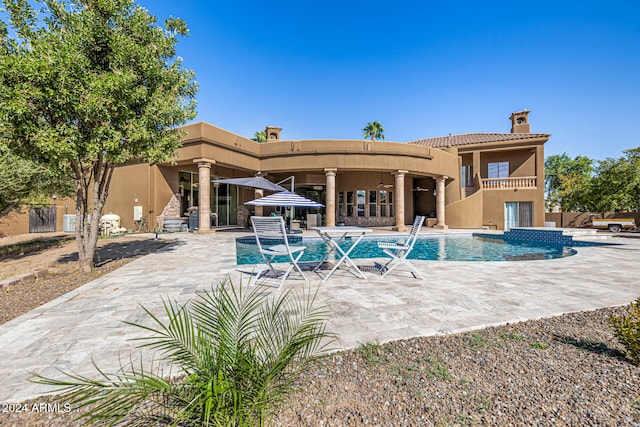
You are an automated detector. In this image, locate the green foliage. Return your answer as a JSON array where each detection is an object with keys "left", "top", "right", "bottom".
[
  {"left": 609, "top": 298, "right": 640, "bottom": 365},
  {"left": 33, "top": 279, "right": 335, "bottom": 426},
  {"left": 0, "top": 145, "right": 73, "bottom": 216},
  {"left": 500, "top": 332, "right": 524, "bottom": 341},
  {"left": 0, "top": 0, "right": 197, "bottom": 272},
  {"left": 357, "top": 341, "right": 394, "bottom": 366},
  {"left": 544, "top": 153, "right": 594, "bottom": 212},
  {"left": 465, "top": 333, "right": 488, "bottom": 351},
  {"left": 588, "top": 150, "right": 640, "bottom": 213},
  {"left": 422, "top": 355, "right": 451, "bottom": 381},
  {"left": 251, "top": 130, "right": 267, "bottom": 143},
  {"left": 530, "top": 341, "right": 549, "bottom": 350},
  {"left": 545, "top": 149, "right": 640, "bottom": 213},
  {"left": 362, "top": 120, "right": 385, "bottom": 141}
]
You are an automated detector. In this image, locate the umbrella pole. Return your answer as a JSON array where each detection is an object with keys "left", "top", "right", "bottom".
[
  {"left": 277, "top": 175, "right": 296, "bottom": 232},
  {"left": 289, "top": 176, "right": 294, "bottom": 230}
]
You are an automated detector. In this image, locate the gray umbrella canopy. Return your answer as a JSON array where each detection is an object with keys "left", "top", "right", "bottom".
[
  {"left": 245, "top": 191, "right": 324, "bottom": 208},
  {"left": 212, "top": 177, "right": 287, "bottom": 192}
]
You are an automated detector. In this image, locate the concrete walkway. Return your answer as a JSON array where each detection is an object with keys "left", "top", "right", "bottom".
[{"left": 1, "top": 229, "right": 640, "bottom": 402}]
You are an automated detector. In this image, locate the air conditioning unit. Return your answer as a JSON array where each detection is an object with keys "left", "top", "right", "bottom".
[{"left": 63, "top": 214, "right": 76, "bottom": 233}]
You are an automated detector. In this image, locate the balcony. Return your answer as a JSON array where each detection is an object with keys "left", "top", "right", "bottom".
[{"left": 480, "top": 176, "right": 537, "bottom": 190}]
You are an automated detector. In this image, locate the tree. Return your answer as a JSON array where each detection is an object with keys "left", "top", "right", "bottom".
[
  {"left": 587, "top": 150, "right": 640, "bottom": 213},
  {"left": 0, "top": 0, "right": 197, "bottom": 273},
  {"left": 251, "top": 130, "right": 267, "bottom": 142},
  {"left": 544, "top": 153, "right": 593, "bottom": 211},
  {"left": 362, "top": 120, "right": 384, "bottom": 141},
  {"left": 0, "top": 146, "right": 73, "bottom": 216}
]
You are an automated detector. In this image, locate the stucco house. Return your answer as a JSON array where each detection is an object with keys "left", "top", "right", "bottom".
[{"left": 0, "top": 110, "right": 549, "bottom": 236}]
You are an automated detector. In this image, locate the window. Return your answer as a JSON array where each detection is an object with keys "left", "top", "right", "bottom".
[
  {"left": 369, "top": 191, "right": 377, "bottom": 216},
  {"left": 356, "top": 190, "right": 365, "bottom": 217},
  {"left": 341, "top": 189, "right": 393, "bottom": 218},
  {"left": 179, "top": 171, "right": 198, "bottom": 216},
  {"left": 346, "top": 191, "right": 354, "bottom": 217},
  {"left": 488, "top": 162, "right": 509, "bottom": 179},
  {"left": 380, "top": 190, "right": 387, "bottom": 217},
  {"left": 462, "top": 165, "right": 473, "bottom": 187}
]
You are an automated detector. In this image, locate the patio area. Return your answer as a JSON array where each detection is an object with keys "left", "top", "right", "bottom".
[{"left": 1, "top": 228, "right": 640, "bottom": 402}]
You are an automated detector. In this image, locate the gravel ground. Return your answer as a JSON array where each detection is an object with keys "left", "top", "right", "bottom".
[
  {"left": 273, "top": 306, "right": 640, "bottom": 426},
  {"left": 1, "top": 235, "right": 639, "bottom": 426}
]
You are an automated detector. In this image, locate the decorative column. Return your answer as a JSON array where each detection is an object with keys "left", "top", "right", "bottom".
[
  {"left": 393, "top": 170, "right": 408, "bottom": 232},
  {"left": 472, "top": 151, "right": 481, "bottom": 188},
  {"left": 324, "top": 168, "right": 337, "bottom": 227},
  {"left": 435, "top": 176, "right": 448, "bottom": 229},
  {"left": 197, "top": 161, "right": 212, "bottom": 232}
]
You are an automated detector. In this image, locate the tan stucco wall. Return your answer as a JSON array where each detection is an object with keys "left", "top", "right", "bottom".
[
  {"left": 179, "top": 122, "right": 459, "bottom": 180},
  {"left": 478, "top": 150, "right": 536, "bottom": 177},
  {"left": 446, "top": 191, "right": 484, "bottom": 229},
  {"left": 104, "top": 163, "right": 151, "bottom": 230},
  {"left": 0, "top": 207, "right": 30, "bottom": 236},
  {"left": 482, "top": 188, "right": 545, "bottom": 229},
  {"left": 0, "top": 197, "right": 77, "bottom": 237}
]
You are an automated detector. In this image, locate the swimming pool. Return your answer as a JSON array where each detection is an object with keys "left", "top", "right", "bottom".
[{"left": 235, "top": 234, "right": 578, "bottom": 265}]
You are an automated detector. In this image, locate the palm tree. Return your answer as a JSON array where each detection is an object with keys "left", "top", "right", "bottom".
[
  {"left": 362, "top": 121, "right": 385, "bottom": 141},
  {"left": 33, "top": 279, "right": 335, "bottom": 426},
  {"left": 251, "top": 130, "right": 267, "bottom": 143}
]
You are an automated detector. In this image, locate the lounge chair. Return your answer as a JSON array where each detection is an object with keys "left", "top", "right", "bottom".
[
  {"left": 250, "top": 216, "right": 308, "bottom": 288},
  {"left": 376, "top": 216, "right": 426, "bottom": 280}
]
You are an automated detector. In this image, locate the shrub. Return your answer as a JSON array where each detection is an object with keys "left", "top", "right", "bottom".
[
  {"left": 609, "top": 297, "right": 640, "bottom": 365},
  {"left": 530, "top": 341, "right": 550, "bottom": 350},
  {"left": 33, "top": 278, "right": 335, "bottom": 426},
  {"left": 357, "top": 342, "right": 393, "bottom": 366}
]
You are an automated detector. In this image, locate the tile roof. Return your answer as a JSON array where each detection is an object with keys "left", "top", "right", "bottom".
[{"left": 409, "top": 132, "right": 550, "bottom": 148}]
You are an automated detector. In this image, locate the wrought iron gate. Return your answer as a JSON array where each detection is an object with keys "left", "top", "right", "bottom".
[{"left": 29, "top": 205, "right": 57, "bottom": 233}]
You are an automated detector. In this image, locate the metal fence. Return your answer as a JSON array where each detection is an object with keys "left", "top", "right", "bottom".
[{"left": 29, "top": 205, "right": 57, "bottom": 233}]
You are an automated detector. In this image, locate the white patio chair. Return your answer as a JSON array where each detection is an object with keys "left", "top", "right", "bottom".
[
  {"left": 377, "top": 216, "right": 426, "bottom": 280},
  {"left": 250, "top": 216, "right": 307, "bottom": 288}
]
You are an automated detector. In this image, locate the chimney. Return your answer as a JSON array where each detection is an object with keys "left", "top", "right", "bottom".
[
  {"left": 509, "top": 110, "right": 531, "bottom": 133},
  {"left": 265, "top": 126, "right": 282, "bottom": 141}
]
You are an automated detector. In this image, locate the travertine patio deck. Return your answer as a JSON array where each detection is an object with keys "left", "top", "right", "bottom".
[{"left": 1, "top": 229, "right": 639, "bottom": 402}]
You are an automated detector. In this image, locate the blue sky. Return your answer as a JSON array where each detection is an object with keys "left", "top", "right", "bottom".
[{"left": 138, "top": 1, "right": 640, "bottom": 161}]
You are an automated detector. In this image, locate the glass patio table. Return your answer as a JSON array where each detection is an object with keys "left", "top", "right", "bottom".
[{"left": 310, "top": 226, "right": 373, "bottom": 282}]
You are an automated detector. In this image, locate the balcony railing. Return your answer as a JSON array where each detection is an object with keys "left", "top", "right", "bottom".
[{"left": 481, "top": 176, "right": 537, "bottom": 190}]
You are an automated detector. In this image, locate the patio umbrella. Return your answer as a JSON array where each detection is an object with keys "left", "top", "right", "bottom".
[
  {"left": 212, "top": 177, "right": 287, "bottom": 192},
  {"left": 245, "top": 191, "right": 324, "bottom": 208}
]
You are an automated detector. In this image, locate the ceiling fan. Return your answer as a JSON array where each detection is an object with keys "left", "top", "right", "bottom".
[
  {"left": 413, "top": 186, "right": 432, "bottom": 192},
  {"left": 377, "top": 172, "right": 393, "bottom": 188}
]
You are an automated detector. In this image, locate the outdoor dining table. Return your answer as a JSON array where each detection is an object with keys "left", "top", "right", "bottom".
[{"left": 310, "top": 226, "right": 373, "bottom": 282}]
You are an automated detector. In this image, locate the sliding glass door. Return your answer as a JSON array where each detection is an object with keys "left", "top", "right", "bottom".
[{"left": 504, "top": 202, "right": 533, "bottom": 230}]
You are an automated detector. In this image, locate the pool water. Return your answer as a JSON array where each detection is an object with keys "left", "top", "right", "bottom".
[{"left": 235, "top": 234, "right": 577, "bottom": 265}]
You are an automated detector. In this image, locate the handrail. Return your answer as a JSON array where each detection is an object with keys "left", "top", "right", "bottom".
[{"left": 480, "top": 176, "right": 537, "bottom": 189}]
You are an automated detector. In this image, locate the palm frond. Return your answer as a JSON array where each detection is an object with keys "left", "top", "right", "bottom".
[{"left": 125, "top": 297, "right": 201, "bottom": 374}]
